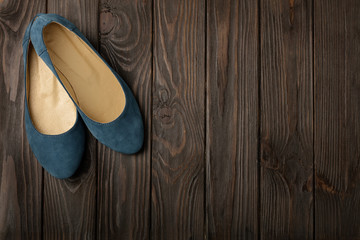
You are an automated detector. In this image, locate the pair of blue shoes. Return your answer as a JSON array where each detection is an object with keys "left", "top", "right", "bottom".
[{"left": 23, "top": 14, "right": 144, "bottom": 179}]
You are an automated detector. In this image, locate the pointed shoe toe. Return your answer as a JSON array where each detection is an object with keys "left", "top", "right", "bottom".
[
  {"left": 25, "top": 109, "right": 86, "bottom": 179},
  {"left": 78, "top": 82, "right": 145, "bottom": 154},
  {"left": 23, "top": 16, "right": 85, "bottom": 179},
  {"left": 30, "top": 14, "right": 144, "bottom": 154}
]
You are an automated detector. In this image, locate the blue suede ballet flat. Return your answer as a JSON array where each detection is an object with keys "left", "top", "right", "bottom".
[
  {"left": 30, "top": 14, "right": 144, "bottom": 154},
  {"left": 23, "top": 15, "right": 85, "bottom": 179}
]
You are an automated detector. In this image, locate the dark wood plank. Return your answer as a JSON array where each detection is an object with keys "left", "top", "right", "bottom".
[
  {"left": 314, "top": 0, "right": 360, "bottom": 239},
  {"left": 97, "top": 0, "right": 152, "bottom": 239},
  {"left": 152, "top": 0, "right": 205, "bottom": 239},
  {"left": 206, "top": 0, "right": 258, "bottom": 239},
  {"left": 0, "top": 1, "right": 45, "bottom": 239},
  {"left": 43, "top": 1, "right": 98, "bottom": 239},
  {"left": 260, "top": 0, "right": 314, "bottom": 238}
]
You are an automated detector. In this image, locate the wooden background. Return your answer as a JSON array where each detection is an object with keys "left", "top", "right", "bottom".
[{"left": 0, "top": 0, "right": 359, "bottom": 239}]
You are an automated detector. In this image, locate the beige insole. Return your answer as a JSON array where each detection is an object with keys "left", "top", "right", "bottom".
[
  {"left": 43, "top": 22, "right": 126, "bottom": 123},
  {"left": 28, "top": 43, "right": 76, "bottom": 135}
]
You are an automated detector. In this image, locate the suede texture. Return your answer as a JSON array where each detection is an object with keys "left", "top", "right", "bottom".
[
  {"left": 30, "top": 14, "right": 144, "bottom": 154},
  {"left": 23, "top": 15, "right": 86, "bottom": 179}
]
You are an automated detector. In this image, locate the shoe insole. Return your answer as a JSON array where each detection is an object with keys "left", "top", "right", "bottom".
[
  {"left": 43, "top": 22, "right": 126, "bottom": 123},
  {"left": 28, "top": 43, "right": 76, "bottom": 135}
]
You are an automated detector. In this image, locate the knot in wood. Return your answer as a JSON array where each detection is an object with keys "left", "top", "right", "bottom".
[{"left": 157, "top": 107, "right": 173, "bottom": 124}]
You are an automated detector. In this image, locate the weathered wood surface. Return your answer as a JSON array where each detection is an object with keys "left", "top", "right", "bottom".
[
  {"left": 206, "top": 0, "right": 259, "bottom": 239},
  {"left": 314, "top": 0, "right": 360, "bottom": 239},
  {"left": 260, "top": 0, "right": 314, "bottom": 239},
  {"left": 97, "top": 0, "right": 152, "bottom": 239},
  {"left": 0, "top": 0, "right": 45, "bottom": 239},
  {"left": 151, "top": 0, "right": 205, "bottom": 239},
  {"left": 0, "top": 0, "right": 358, "bottom": 239}
]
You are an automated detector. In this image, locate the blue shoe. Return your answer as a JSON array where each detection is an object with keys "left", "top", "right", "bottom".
[
  {"left": 23, "top": 15, "right": 86, "bottom": 179},
  {"left": 30, "top": 14, "right": 144, "bottom": 154}
]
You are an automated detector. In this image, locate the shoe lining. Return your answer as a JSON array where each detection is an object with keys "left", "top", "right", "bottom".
[
  {"left": 43, "top": 22, "right": 126, "bottom": 123},
  {"left": 28, "top": 43, "right": 76, "bottom": 135}
]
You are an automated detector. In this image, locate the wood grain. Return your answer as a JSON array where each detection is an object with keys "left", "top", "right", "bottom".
[
  {"left": 0, "top": 0, "right": 45, "bottom": 239},
  {"left": 43, "top": 1, "right": 98, "bottom": 239},
  {"left": 260, "top": 0, "right": 314, "bottom": 238},
  {"left": 206, "top": 0, "right": 258, "bottom": 239},
  {"left": 314, "top": 0, "right": 360, "bottom": 239},
  {"left": 1, "top": 1, "right": 360, "bottom": 238},
  {"left": 152, "top": 0, "right": 205, "bottom": 239},
  {"left": 97, "top": 0, "right": 152, "bottom": 239}
]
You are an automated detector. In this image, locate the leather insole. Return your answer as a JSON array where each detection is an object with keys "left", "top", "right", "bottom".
[
  {"left": 28, "top": 43, "right": 76, "bottom": 135},
  {"left": 43, "top": 22, "right": 126, "bottom": 123}
]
